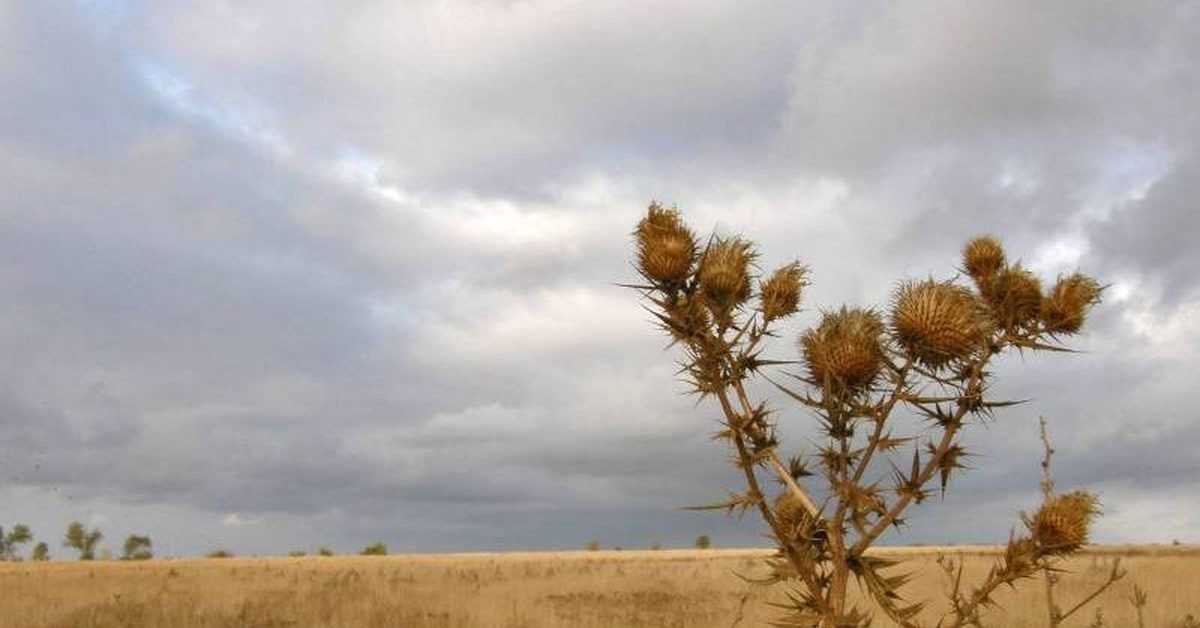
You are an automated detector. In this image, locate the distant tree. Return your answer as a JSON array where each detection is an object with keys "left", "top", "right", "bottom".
[
  {"left": 360, "top": 542, "right": 387, "bottom": 556},
  {"left": 288, "top": 551, "right": 306, "bottom": 557},
  {"left": 0, "top": 524, "right": 33, "bottom": 561},
  {"left": 122, "top": 535, "right": 153, "bottom": 561},
  {"left": 30, "top": 542, "right": 49, "bottom": 562},
  {"left": 207, "top": 549, "right": 233, "bottom": 558},
  {"left": 316, "top": 546, "right": 334, "bottom": 557},
  {"left": 584, "top": 540, "right": 601, "bottom": 551},
  {"left": 694, "top": 534, "right": 712, "bottom": 550},
  {"left": 63, "top": 522, "right": 103, "bottom": 561},
  {"left": 649, "top": 540, "right": 662, "bottom": 551}
]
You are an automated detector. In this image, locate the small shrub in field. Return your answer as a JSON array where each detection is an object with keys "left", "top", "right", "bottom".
[
  {"left": 289, "top": 550, "right": 307, "bottom": 557},
  {"left": 0, "top": 523, "right": 32, "bottom": 561},
  {"left": 316, "top": 546, "right": 334, "bottom": 557},
  {"left": 695, "top": 534, "right": 712, "bottom": 550},
  {"left": 625, "top": 203, "right": 1104, "bottom": 627},
  {"left": 584, "top": 540, "right": 600, "bottom": 551},
  {"left": 360, "top": 542, "right": 387, "bottom": 556},
  {"left": 30, "top": 541, "right": 49, "bottom": 562},
  {"left": 207, "top": 549, "right": 233, "bottom": 559},
  {"left": 63, "top": 522, "right": 103, "bottom": 561},
  {"left": 122, "top": 534, "right": 153, "bottom": 561}
]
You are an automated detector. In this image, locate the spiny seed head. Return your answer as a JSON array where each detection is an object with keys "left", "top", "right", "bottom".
[
  {"left": 775, "top": 492, "right": 808, "bottom": 527},
  {"left": 1057, "top": 490, "right": 1101, "bottom": 517},
  {"left": 635, "top": 202, "right": 696, "bottom": 285},
  {"left": 1009, "top": 537, "right": 1038, "bottom": 562},
  {"left": 963, "top": 236, "right": 1006, "bottom": 283},
  {"left": 801, "top": 307, "right": 885, "bottom": 392},
  {"left": 760, "top": 262, "right": 808, "bottom": 323},
  {"left": 891, "top": 280, "right": 991, "bottom": 369},
  {"left": 1041, "top": 273, "right": 1103, "bottom": 335},
  {"left": 1003, "top": 536, "right": 1039, "bottom": 576},
  {"left": 685, "top": 344, "right": 725, "bottom": 396},
  {"left": 663, "top": 292, "right": 712, "bottom": 342},
  {"left": 699, "top": 237, "right": 756, "bottom": 309},
  {"left": 1031, "top": 491, "right": 1099, "bottom": 555},
  {"left": 983, "top": 266, "right": 1043, "bottom": 331}
]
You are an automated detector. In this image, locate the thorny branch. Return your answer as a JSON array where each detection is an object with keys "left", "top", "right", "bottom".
[{"left": 1036, "top": 417, "right": 1123, "bottom": 627}]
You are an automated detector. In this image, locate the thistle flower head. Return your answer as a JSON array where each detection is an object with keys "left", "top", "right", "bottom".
[
  {"left": 963, "top": 236, "right": 1006, "bottom": 283},
  {"left": 983, "top": 266, "right": 1043, "bottom": 332},
  {"left": 1031, "top": 491, "right": 1099, "bottom": 555},
  {"left": 774, "top": 492, "right": 815, "bottom": 543},
  {"left": 801, "top": 307, "right": 885, "bottom": 393},
  {"left": 699, "top": 236, "right": 756, "bottom": 310},
  {"left": 634, "top": 203, "right": 696, "bottom": 286},
  {"left": 662, "top": 292, "right": 712, "bottom": 342},
  {"left": 891, "top": 280, "right": 991, "bottom": 369},
  {"left": 1005, "top": 536, "right": 1039, "bottom": 575},
  {"left": 760, "top": 262, "right": 809, "bottom": 323},
  {"left": 775, "top": 492, "right": 808, "bottom": 527},
  {"left": 1040, "top": 273, "right": 1103, "bottom": 335}
]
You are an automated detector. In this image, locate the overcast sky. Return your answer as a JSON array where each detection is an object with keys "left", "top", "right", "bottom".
[{"left": 1, "top": 0, "right": 1197, "bottom": 558}]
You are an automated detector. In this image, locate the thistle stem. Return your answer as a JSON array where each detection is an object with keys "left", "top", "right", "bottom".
[
  {"left": 949, "top": 552, "right": 1038, "bottom": 628},
  {"left": 714, "top": 385, "right": 834, "bottom": 618},
  {"left": 852, "top": 356, "right": 987, "bottom": 555},
  {"left": 731, "top": 378, "right": 821, "bottom": 519},
  {"left": 1059, "top": 559, "right": 1125, "bottom": 623},
  {"left": 851, "top": 357, "right": 914, "bottom": 486},
  {"left": 1039, "top": 416, "right": 1062, "bottom": 626},
  {"left": 1039, "top": 416, "right": 1056, "bottom": 500},
  {"left": 1044, "top": 565, "right": 1061, "bottom": 626}
]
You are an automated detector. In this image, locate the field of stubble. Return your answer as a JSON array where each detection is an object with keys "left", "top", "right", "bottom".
[{"left": 1, "top": 546, "right": 1196, "bottom": 627}]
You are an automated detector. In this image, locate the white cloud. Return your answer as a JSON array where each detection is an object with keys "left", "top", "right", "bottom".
[
  {"left": 221, "top": 513, "right": 261, "bottom": 528},
  {"left": 1095, "top": 483, "right": 1200, "bottom": 544},
  {"left": 1122, "top": 297, "right": 1200, "bottom": 363}
]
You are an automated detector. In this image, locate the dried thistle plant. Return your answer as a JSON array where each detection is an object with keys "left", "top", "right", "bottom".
[
  {"left": 1015, "top": 417, "right": 1122, "bottom": 627},
  {"left": 624, "top": 203, "right": 1105, "bottom": 627}
]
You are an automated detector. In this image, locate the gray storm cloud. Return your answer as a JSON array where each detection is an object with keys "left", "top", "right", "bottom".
[{"left": 0, "top": 0, "right": 1197, "bottom": 557}]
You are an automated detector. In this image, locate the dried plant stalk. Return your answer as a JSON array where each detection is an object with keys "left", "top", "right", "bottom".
[
  {"left": 625, "top": 203, "right": 1105, "bottom": 627},
  {"left": 1030, "top": 417, "right": 1123, "bottom": 628}
]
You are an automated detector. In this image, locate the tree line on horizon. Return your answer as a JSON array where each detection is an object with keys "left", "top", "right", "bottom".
[
  {"left": 0, "top": 521, "right": 397, "bottom": 561},
  {"left": 0, "top": 521, "right": 150, "bottom": 562},
  {"left": 4, "top": 519, "right": 724, "bottom": 561}
]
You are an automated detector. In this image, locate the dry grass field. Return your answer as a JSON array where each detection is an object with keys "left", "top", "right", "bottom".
[{"left": 0, "top": 545, "right": 1196, "bottom": 627}]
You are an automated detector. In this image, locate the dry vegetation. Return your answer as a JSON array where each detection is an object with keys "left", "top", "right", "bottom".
[
  {"left": 0, "top": 546, "right": 1196, "bottom": 627},
  {"left": 626, "top": 204, "right": 1125, "bottom": 626}
]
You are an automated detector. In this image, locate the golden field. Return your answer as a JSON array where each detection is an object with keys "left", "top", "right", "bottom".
[{"left": 0, "top": 545, "right": 1196, "bottom": 627}]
